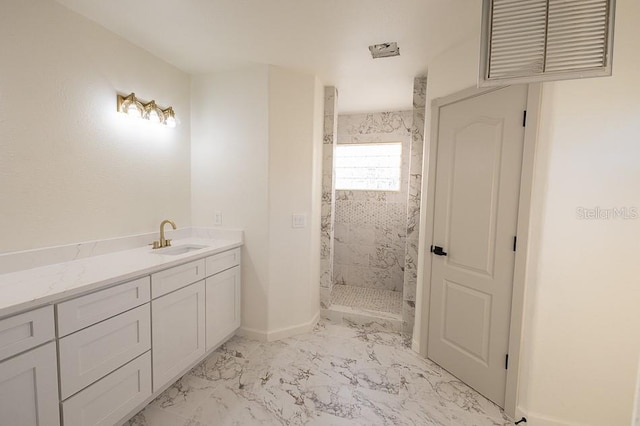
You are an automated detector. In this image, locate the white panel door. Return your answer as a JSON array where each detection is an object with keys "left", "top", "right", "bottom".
[
  {"left": 152, "top": 281, "right": 205, "bottom": 392},
  {"left": 0, "top": 342, "right": 59, "bottom": 426},
  {"left": 428, "top": 85, "right": 527, "bottom": 407},
  {"left": 205, "top": 266, "right": 241, "bottom": 351}
]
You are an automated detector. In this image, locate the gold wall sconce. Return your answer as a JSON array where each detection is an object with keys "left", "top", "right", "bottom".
[{"left": 117, "top": 93, "right": 176, "bottom": 127}]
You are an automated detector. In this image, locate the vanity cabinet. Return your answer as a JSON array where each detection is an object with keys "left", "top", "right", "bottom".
[
  {"left": 151, "top": 281, "right": 206, "bottom": 392},
  {"left": 1, "top": 243, "right": 241, "bottom": 426}
]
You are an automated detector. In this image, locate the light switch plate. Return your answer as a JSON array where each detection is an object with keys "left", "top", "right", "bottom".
[
  {"left": 292, "top": 214, "right": 306, "bottom": 229},
  {"left": 214, "top": 211, "right": 222, "bottom": 225}
]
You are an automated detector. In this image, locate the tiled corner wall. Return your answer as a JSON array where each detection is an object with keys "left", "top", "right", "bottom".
[
  {"left": 320, "top": 87, "right": 338, "bottom": 309},
  {"left": 402, "top": 76, "right": 427, "bottom": 336},
  {"left": 333, "top": 111, "right": 413, "bottom": 293}
]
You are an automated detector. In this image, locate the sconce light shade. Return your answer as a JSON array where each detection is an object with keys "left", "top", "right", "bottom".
[
  {"left": 117, "top": 93, "right": 144, "bottom": 118},
  {"left": 143, "top": 101, "right": 165, "bottom": 124},
  {"left": 117, "top": 92, "right": 176, "bottom": 127},
  {"left": 127, "top": 103, "right": 144, "bottom": 118},
  {"left": 163, "top": 107, "right": 177, "bottom": 128}
]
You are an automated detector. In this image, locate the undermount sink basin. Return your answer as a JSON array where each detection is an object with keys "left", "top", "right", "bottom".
[{"left": 153, "top": 244, "right": 208, "bottom": 255}]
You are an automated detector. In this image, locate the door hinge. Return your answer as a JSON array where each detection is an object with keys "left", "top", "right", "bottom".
[
  {"left": 513, "top": 236, "right": 517, "bottom": 252},
  {"left": 522, "top": 110, "right": 527, "bottom": 127},
  {"left": 505, "top": 354, "right": 509, "bottom": 370}
]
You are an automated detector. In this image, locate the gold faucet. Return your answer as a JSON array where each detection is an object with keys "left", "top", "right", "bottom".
[{"left": 152, "top": 219, "right": 177, "bottom": 249}]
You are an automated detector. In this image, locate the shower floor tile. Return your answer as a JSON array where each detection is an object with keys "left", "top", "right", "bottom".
[{"left": 331, "top": 284, "right": 402, "bottom": 315}]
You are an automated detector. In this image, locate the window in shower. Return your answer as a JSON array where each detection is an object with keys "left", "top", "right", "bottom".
[{"left": 334, "top": 142, "right": 402, "bottom": 191}]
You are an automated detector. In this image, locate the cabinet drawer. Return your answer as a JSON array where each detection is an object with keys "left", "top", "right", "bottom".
[
  {"left": 57, "top": 277, "right": 150, "bottom": 337},
  {"left": 59, "top": 304, "right": 151, "bottom": 400},
  {"left": 151, "top": 259, "right": 205, "bottom": 299},
  {"left": 0, "top": 305, "right": 54, "bottom": 362},
  {"left": 62, "top": 352, "right": 151, "bottom": 426},
  {"left": 205, "top": 248, "right": 241, "bottom": 277}
]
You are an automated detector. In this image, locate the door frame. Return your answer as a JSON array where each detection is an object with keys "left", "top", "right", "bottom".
[{"left": 416, "top": 83, "right": 542, "bottom": 417}]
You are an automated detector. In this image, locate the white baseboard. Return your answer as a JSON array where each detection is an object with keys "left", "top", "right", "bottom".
[
  {"left": 236, "top": 326, "right": 269, "bottom": 342},
  {"left": 237, "top": 311, "right": 320, "bottom": 342}
]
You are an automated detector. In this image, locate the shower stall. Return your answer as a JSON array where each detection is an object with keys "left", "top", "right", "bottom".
[{"left": 320, "top": 78, "right": 427, "bottom": 338}]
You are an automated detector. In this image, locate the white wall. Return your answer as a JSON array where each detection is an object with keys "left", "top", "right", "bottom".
[
  {"left": 191, "top": 66, "right": 322, "bottom": 337},
  {"left": 191, "top": 67, "right": 271, "bottom": 333},
  {"left": 417, "top": 1, "right": 640, "bottom": 424},
  {"left": 520, "top": 2, "right": 640, "bottom": 422},
  {"left": 0, "top": 0, "right": 191, "bottom": 253},
  {"left": 267, "top": 67, "right": 323, "bottom": 333},
  {"left": 2, "top": 0, "right": 322, "bottom": 340}
]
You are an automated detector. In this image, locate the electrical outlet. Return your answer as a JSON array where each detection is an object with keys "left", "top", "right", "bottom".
[
  {"left": 214, "top": 211, "right": 222, "bottom": 226},
  {"left": 292, "top": 214, "right": 306, "bottom": 229}
]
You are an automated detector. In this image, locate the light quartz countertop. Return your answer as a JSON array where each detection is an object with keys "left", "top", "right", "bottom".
[{"left": 0, "top": 237, "right": 242, "bottom": 319}]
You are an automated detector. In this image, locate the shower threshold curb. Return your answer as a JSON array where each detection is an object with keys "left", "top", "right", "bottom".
[{"left": 321, "top": 305, "right": 403, "bottom": 333}]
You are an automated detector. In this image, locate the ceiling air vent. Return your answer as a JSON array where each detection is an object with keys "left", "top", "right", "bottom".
[
  {"left": 479, "top": 0, "right": 616, "bottom": 86},
  {"left": 369, "top": 42, "right": 400, "bottom": 59}
]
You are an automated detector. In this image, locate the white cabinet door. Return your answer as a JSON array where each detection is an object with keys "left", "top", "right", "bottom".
[
  {"left": 151, "top": 281, "right": 205, "bottom": 392},
  {"left": 0, "top": 342, "right": 59, "bottom": 426},
  {"left": 205, "top": 266, "right": 241, "bottom": 351}
]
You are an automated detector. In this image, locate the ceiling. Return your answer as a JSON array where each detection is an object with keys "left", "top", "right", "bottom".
[{"left": 55, "top": 0, "right": 479, "bottom": 113}]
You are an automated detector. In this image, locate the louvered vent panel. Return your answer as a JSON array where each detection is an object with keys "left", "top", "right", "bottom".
[
  {"left": 489, "top": 0, "right": 547, "bottom": 78},
  {"left": 481, "top": 0, "right": 614, "bottom": 85},
  {"left": 546, "top": 0, "right": 609, "bottom": 72}
]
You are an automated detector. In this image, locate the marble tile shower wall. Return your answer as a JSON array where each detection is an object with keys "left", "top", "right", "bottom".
[
  {"left": 334, "top": 111, "right": 412, "bottom": 294},
  {"left": 403, "top": 76, "right": 428, "bottom": 336},
  {"left": 320, "top": 87, "right": 338, "bottom": 309}
]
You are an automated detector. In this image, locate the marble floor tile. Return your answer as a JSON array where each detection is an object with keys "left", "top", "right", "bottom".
[
  {"left": 450, "top": 407, "right": 514, "bottom": 426},
  {"left": 126, "top": 406, "right": 209, "bottom": 426},
  {"left": 309, "top": 318, "right": 360, "bottom": 339},
  {"left": 125, "top": 319, "right": 510, "bottom": 426}
]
